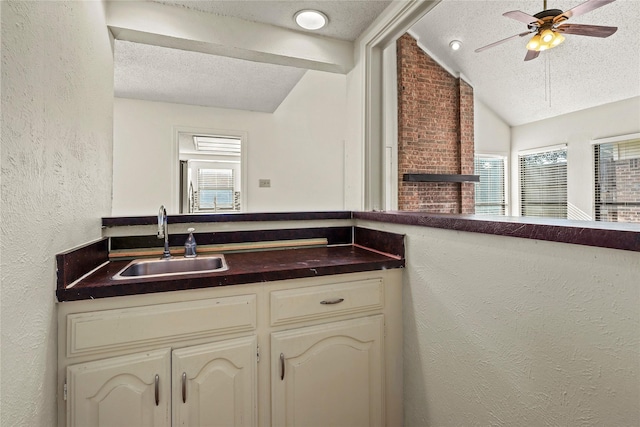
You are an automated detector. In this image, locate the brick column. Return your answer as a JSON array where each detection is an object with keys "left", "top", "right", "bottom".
[
  {"left": 396, "top": 33, "right": 475, "bottom": 213},
  {"left": 459, "top": 79, "right": 475, "bottom": 214}
]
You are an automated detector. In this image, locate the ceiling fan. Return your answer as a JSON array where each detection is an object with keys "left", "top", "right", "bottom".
[{"left": 475, "top": 0, "right": 618, "bottom": 61}]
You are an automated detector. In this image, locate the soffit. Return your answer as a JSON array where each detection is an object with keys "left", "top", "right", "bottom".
[{"left": 114, "top": 0, "right": 391, "bottom": 111}]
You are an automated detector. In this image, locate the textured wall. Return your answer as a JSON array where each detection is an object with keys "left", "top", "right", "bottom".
[
  {"left": 396, "top": 33, "right": 475, "bottom": 213},
  {"left": 1, "top": 1, "right": 113, "bottom": 424},
  {"left": 357, "top": 220, "right": 640, "bottom": 426}
]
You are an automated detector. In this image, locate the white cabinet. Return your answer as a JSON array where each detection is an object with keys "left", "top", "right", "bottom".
[
  {"left": 271, "top": 315, "right": 384, "bottom": 427},
  {"left": 66, "top": 348, "right": 171, "bottom": 427},
  {"left": 58, "top": 270, "right": 402, "bottom": 427},
  {"left": 65, "top": 338, "right": 258, "bottom": 427},
  {"left": 172, "top": 336, "right": 257, "bottom": 427}
]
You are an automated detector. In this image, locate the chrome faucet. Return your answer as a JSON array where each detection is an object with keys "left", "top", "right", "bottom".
[{"left": 157, "top": 205, "right": 171, "bottom": 259}]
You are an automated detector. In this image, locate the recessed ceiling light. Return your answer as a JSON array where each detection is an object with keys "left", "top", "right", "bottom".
[
  {"left": 449, "top": 40, "right": 462, "bottom": 51},
  {"left": 294, "top": 10, "right": 328, "bottom": 30}
]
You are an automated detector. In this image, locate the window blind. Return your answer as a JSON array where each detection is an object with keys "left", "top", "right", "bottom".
[
  {"left": 519, "top": 148, "right": 567, "bottom": 218},
  {"left": 196, "top": 168, "right": 234, "bottom": 210},
  {"left": 474, "top": 156, "right": 506, "bottom": 215},
  {"left": 594, "top": 139, "right": 640, "bottom": 223}
]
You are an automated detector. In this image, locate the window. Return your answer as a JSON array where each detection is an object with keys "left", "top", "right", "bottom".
[
  {"left": 196, "top": 168, "right": 235, "bottom": 211},
  {"left": 594, "top": 138, "right": 640, "bottom": 223},
  {"left": 474, "top": 155, "right": 506, "bottom": 215},
  {"left": 519, "top": 147, "right": 567, "bottom": 218}
]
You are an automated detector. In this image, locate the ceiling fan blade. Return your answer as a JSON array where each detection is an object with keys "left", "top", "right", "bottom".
[
  {"left": 475, "top": 31, "right": 532, "bottom": 53},
  {"left": 503, "top": 10, "right": 543, "bottom": 26},
  {"left": 556, "top": 23, "right": 618, "bottom": 37},
  {"left": 555, "top": 0, "right": 616, "bottom": 22},
  {"left": 524, "top": 50, "right": 540, "bottom": 61}
]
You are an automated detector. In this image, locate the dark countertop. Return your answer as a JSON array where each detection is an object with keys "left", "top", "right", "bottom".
[
  {"left": 354, "top": 211, "right": 640, "bottom": 252},
  {"left": 60, "top": 210, "right": 639, "bottom": 302},
  {"left": 57, "top": 245, "right": 404, "bottom": 302}
]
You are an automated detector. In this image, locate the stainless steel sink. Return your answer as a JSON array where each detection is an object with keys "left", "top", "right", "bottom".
[{"left": 112, "top": 255, "right": 228, "bottom": 280}]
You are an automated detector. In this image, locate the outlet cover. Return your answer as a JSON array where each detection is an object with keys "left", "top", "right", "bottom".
[{"left": 259, "top": 179, "right": 271, "bottom": 188}]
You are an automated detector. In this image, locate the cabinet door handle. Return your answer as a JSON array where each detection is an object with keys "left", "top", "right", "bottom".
[
  {"left": 320, "top": 298, "right": 344, "bottom": 305},
  {"left": 154, "top": 374, "right": 160, "bottom": 406},
  {"left": 182, "top": 372, "right": 187, "bottom": 403},
  {"left": 280, "top": 353, "right": 285, "bottom": 381}
]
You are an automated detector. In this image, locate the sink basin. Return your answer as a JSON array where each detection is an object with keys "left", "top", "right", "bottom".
[{"left": 112, "top": 255, "right": 228, "bottom": 280}]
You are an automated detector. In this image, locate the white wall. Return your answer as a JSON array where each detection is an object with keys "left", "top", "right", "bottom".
[
  {"left": 356, "top": 220, "right": 640, "bottom": 426},
  {"left": 475, "top": 98, "right": 511, "bottom": 212},
  {"left": 1, "top": 1, "right": 114, "bottom": 425},
  {"left": 475, "top": 98, "right": 511, "bottom": 155},
  {"left": 511, "top": 96, "right": 640, "bottom": 218},
  {"left": 112, "top": 70, "right": 347, "bottom": 215}
]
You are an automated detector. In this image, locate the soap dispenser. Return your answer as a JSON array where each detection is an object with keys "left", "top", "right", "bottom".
[{"left": 184, "top": 228, "right": 197, "bottom": 258}]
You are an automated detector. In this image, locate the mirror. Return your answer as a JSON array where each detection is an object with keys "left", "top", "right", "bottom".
[
  {"left": 110, "top": 0, "right": 639, "bottom": 222},
  {"left": 112, "top": 43, "right": 349, "bottom": 216}
]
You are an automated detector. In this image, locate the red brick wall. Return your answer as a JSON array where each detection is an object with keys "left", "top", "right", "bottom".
[{"left": 397, "top": 33, "right": 475, "bottom": 213}]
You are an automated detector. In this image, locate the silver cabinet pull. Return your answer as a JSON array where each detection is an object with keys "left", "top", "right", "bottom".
[
  {"left": 182, "top": 372, "right": 187, "bottom": 403},
  {"left": 280, "top": 353, "right": 285, "bottom": 381},
  {"left": 154, "top": 374, "right": 160, "bottom": 406},
  {"left": 320, "top": 298, "right": 344, "bottom": 305}
]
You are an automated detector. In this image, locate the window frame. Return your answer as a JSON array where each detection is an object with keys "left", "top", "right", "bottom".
[
  {"left": 592, "top": 132, "right": 640, "bottom": 223},
  {"left": 474, "top": 153, "right": 508, "bottom": 216},
  {"left": 173, "top": 126, "right": 248, "bottom": 214},
  {"left": 518, "top": 144, "right": 568, "bottom": 219}
]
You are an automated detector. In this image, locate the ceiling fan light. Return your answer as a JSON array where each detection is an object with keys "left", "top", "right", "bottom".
[
  {"left": 541, "top": 29, "right": 555, "bottom": 43},
  {"left": 551, "top": 33, "right": 565, "bottom": 46},
  {"left": 526, "top": 34, "right": 541, "bottom": 50}
]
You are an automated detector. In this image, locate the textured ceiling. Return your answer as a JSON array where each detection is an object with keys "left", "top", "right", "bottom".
[
  {"left": 114, "top": 40, "right": 307, "bottom": 112},
  {"left": 409, "top": 0, "right": 640, "bottom": 126},
  {"left": 154, "top": 0, "right": 392, "bottom": 41}
]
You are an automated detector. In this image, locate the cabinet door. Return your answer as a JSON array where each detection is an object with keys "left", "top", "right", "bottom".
[
  {"left": 66, "top": 348, "right": 171, "bottom": 427},
  {"left": 271, "top": 315, "right": 384, "bottom": 427},
  {"left": 172, "top": 336, "right": 258, "bottom": 427}
]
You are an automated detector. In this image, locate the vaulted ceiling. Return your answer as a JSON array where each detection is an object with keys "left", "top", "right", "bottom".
[{"left": 409, "top": 0, "right": 640, "bottom": 126}]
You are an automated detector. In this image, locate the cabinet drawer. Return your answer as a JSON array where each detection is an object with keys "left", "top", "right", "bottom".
[
  {"left": 270, "top": 278, "right": 384, "bottom": 326},
  {"left": 67, "top": 294, "right": 256, "bottom": 357}
]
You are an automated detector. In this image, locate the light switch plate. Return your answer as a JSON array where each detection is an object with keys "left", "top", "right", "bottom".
[{"left": 259, "top": 179, "right": 271, "bottom": 188}]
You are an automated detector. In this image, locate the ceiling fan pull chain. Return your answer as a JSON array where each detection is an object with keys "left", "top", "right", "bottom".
[{"left": 545, "top": 56, "right": 552, "bottom": 108}]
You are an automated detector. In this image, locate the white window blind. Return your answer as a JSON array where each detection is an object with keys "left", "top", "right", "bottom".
[
  {"left": 594, "top": 139, "right": 640, "bottom": 223},
  {"left": 196, "top": 168, "right": 234, "bottom": 210},
  {"left": 474, "top": 156, "right": 506, "bottom": 215},
  {"left": 519, "top": 148, "right": 567, "bottom": 218}
]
